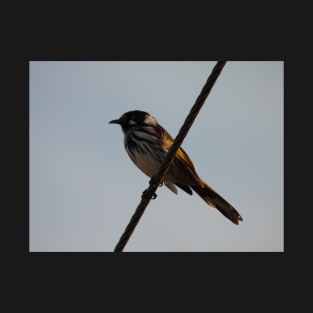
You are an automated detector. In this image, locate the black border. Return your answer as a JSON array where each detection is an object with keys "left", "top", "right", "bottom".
[{"left": 5, "top": 8, "right": 300, "bottom": 307}]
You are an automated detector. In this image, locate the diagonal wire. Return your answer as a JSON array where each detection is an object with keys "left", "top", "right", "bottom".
[{"left": 113, "top": 61, "right": 227, "bottom": 252}]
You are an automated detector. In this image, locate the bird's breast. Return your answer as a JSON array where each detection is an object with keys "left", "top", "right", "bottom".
[{"left": 128, "top": 149, "right": 162, "bottom": 178}]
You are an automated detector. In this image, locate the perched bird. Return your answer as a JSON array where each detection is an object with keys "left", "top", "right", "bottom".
[{"left": 109, "top": 110, "right": 243, "bottom": 224}]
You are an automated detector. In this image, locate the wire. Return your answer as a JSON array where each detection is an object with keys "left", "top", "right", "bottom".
[{"left": 113, "top": 61, "right": 227, "bottom": 252}]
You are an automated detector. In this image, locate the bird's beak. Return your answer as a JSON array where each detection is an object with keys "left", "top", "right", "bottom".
[{"left": 109, "top": 118, "right": 121, "bottom": 125}]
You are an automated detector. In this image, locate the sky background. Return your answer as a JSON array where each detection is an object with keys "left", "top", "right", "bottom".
[{"left": 29, "top": 61, "right": 283, "bottom": 252}]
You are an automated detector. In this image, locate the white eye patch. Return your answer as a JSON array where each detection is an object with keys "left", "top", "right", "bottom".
[
  {"left": 144, "top": 115, "right": 158, "bottom": 126},
  {"left": 128, "top": 119, "right": 137, "bottom": 126}
]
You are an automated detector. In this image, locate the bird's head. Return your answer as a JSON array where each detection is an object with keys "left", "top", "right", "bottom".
[{"left": 109, "top": 110, "right": 158, "bottom": 133}]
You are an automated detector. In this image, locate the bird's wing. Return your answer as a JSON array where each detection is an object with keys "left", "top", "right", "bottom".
[{"left": 176, "top": 147, "right": 196, "bottom": 172}]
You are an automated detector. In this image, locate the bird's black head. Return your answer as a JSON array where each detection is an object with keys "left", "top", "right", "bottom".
[{"left": 109, "top": 110, "right": 157, "bottom": 133}]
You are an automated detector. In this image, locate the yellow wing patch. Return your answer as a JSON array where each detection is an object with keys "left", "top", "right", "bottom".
[{"left": 176, "top": 148, "right": 196, "bottom": 171}]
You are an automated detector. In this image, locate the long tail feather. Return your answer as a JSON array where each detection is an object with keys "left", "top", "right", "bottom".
[{"left": 191, "top": 180, "right": 243, "bottom": 225}]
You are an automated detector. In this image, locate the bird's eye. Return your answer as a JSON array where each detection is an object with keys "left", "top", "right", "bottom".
[{"left": 128, "top": 119, "right": 137, "bottom": 126}]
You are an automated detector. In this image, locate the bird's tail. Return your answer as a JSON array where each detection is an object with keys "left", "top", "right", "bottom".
[{"left": 191, "top": 180, "right": 243, "bottom": 225}]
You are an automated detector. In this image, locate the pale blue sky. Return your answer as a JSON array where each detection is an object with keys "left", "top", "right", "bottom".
[{"left": 29, "top": 61, "right": 284, "bottom": 252}]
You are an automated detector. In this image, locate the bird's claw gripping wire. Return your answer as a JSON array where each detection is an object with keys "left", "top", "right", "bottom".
[{"left": 142, "top": 188, "right": 157, "bottom": 200}]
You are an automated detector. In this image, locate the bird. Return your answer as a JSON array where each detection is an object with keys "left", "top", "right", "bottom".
[{"left": 109, "top": 110, "right": 243, "bottom": 225}]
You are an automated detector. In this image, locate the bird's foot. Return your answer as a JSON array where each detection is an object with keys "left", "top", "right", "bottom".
[{"left": 142, "top": 188, "right": 158, "bottom": 200}]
